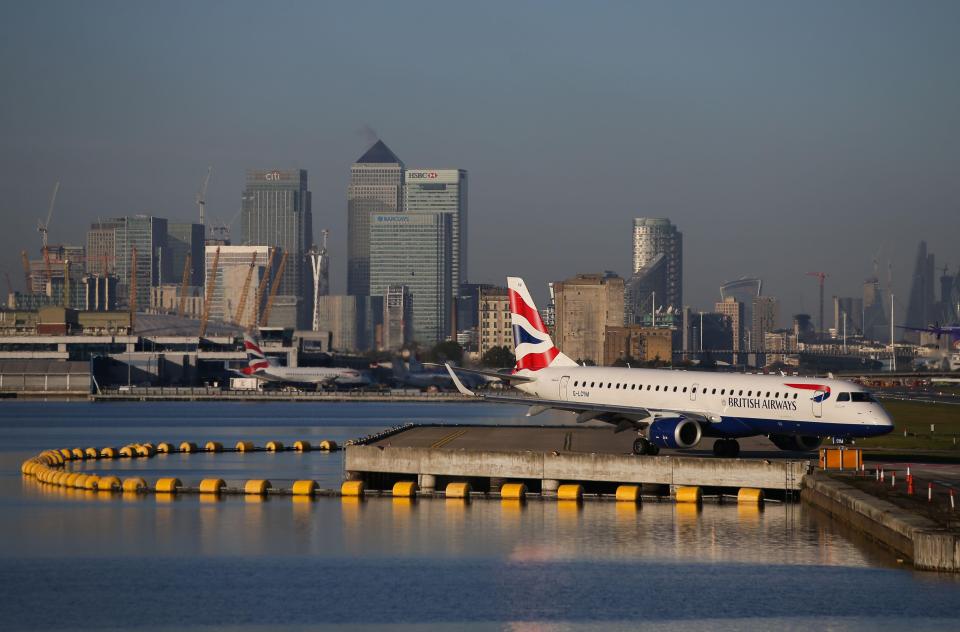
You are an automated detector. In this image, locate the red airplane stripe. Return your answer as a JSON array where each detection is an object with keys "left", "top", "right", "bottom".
[{"left": 515, "top": 347, "right": 559, "bottom": 371}]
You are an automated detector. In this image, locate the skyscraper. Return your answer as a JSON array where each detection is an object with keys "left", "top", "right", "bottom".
[
  {"left": 167, "top": 222, "right": 204, "bottom": 287},
  {"left": 369, "top": 213, "right": 452, "bottom": 345},
  {"left": 204, "top": 245, "right": 274, "bottom": 326},
  {"left": 715, "top": 297, "right": 744, "bottom": 354},
  {"left": 241, "top": 169, "right": 313, "bottom": 328},
  {"left": 905, "top": 240, "right": 936, "bottom": 339},
  {"left": 86, "top": 220, "right": 121, "bottom": 276},
  {"left": 382, "top": 284, "right": 413, "bottom": 351},
  {"left": 632, "top": 218, "right": 683, "bottom": 311},
  {"left": 113, "top": 215, "right": 169, "bottom": 309},
  {"left": 404, "top": 169, "right": 467, "bottom": 298},
  {"left": 554, "top": 273, "right": 625, "bottom": 365},
  {"left": 347, "top": 141, "right": 404, "bottom": 296},
  {"left": 752, "top": 296, "right": 779, "bottom": 352}
]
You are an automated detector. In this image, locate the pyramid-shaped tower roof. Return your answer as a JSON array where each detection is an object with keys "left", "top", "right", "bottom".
[{"left": 355, "top": 140, "right": 402, "bottom": 164}]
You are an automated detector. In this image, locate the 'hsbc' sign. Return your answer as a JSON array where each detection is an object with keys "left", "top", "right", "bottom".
[{"left": 405, "top": 169, "right": 460, "bottom": 184}]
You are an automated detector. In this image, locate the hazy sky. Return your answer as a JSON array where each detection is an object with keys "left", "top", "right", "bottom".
[{"left": 2, "top": 1, "right": 958, "bottom": 325}]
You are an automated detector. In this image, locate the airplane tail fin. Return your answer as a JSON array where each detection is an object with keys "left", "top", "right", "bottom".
[
  {"left": 507, "top": 276, "right": 577, "bottom": 371},
  {"left": 242, "top": 333, "right": 272, "bottom": 374}
]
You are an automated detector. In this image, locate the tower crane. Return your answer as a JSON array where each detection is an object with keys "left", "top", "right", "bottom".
[
  {"left": 199, "top": 246, "right": 220, "bottom": 337},
  {"left": 37, "top": 181, "right": 59, "bottom": 252},
  {"left": 261, "top": 251, "right": 288, "bottom": 327},
  {"left": 177, "top": 254, "right": 192, "bottom": 317},
  {"left": 251, "top": 248, "right": 275, "bottom": 330},
  {"left": 233, "top": 252, "right": 258, "bottom": 326},
  {"left": 806, "top": 271, "right": 828, "bottom": 335},
  {"left": 196, "top": 167, "right": 212, "bottom": 232},
  {"left": 21, "top": 251, "right": 32, "bottom": 292}
]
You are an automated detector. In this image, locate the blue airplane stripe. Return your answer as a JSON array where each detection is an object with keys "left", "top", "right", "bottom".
[{"left": 513, "top": 325, "right": 545, "bottom": 346}]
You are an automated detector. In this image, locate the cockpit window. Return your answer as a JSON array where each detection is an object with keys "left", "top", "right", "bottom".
[
  {"left": 850, "top": 392, "right": 877, "bottom": 403},
  {"left": 837, "top": 393, "right": 850, "bottom": 402}
]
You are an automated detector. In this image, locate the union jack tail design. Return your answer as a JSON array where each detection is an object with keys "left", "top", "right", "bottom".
[
  {"left": 241, "top": 334, "right": 271, "bottom": 375},
  {"left": 507, "top": 277, "right": 576, "bottom": 371}
]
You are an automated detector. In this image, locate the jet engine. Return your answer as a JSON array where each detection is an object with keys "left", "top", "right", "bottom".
[
  {"left": 649, "top": 417, "right": 702, "bottom": 449},
  {"left": 769, "top": 434, "right": 823, "bottom": 452}
]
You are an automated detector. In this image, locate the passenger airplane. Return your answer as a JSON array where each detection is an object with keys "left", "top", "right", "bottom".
[
  {"left": 237, "top": 334, "right": 369, "bottom": 387},
  {"left": 446, "top": 277, "right": 894, "bottom": 457}
]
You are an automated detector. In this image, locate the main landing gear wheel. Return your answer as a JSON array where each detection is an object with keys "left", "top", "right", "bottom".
[
  {"left": 712, "top": 439, "right": 740, "bottom": 458},
  {"left": 633, "top": 437, "right": 660, "bottom": 456}
]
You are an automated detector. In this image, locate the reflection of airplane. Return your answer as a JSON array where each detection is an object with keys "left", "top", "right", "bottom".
[
  {"left": 392, "top": 354, "right": 487, "bottom": 390},
  {"left": 446, "top": 276, "right": 894, "bottom": 457},
  {"left": 237, "top": 334, "right": 369, "bottom": 387}
]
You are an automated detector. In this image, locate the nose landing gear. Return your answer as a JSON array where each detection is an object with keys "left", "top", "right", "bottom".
[
  {"left": 633, "top": 436, "right": 660, "bottom": 456},
  {"left": 712, "top": 439, "right": 740, "bottom": 458}
]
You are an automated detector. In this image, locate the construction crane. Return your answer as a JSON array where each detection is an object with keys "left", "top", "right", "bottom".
[
  {"left": 196, "top": 167, "right": 212, "bottom": 230},
  {"left": 4, "top": 272, "right": 13, "bottom": 301},
  {"left": 177, "top": 253, "right": 192, "bottom": 317},
  {"left": 806, "top": 271, "right": 828, "bottom": 335},
  {"left": 63, "top": 260, "right": 71, "bottom": 308},
  {"left": 20, "top": 250, "right": 31, "bottom": 293},
  {"left": 37, "top": 181, "right": 60, "bottom": 252},
  {"left": 233, "top": 252, "right": 258, "bottom": 326},
  {"left": 129, "top": 247, "right": 138, "bottom": 332},
  {"left": 199, "top": 246, "right": 220, "bottom": 338},
  {"left": 261, "top": 251, "right": 288, "bottom": 327},
  {"left": 42, "top": 247, "right": 53, "bottom": 289},
  {"left": 251, "top": 248, "right": 275, "bottom": 330}
]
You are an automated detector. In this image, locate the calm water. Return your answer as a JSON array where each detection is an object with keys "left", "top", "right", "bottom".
[{"left": 1, "top": 401, "right": 958, "bottom": 631}]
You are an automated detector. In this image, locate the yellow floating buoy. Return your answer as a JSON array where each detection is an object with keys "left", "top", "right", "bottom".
[
  {"left": 122, "top": 478, "right": 147, "bottom": 493},
  {"left": 244, "top": 480, "right": 271, "bottom": 495},
  {"left": 59, "top": 449, "right": 73, "bottom": 460},
  {"left": 155, "top": 478, "right": 182, "bottom": 493},
  {"left": 319, "top": 440, "right": 337, "bottom": 451},
  {"left": 557, "top": 484, "right": 583, "bottom": 502},
  {"left": 675, "top": 486, "right": 702, "bottom": 504},
  {"left": 156, "top": 442, "right": 174, "bottom": 454},
  {"left": 179, "top": 442, "right": 198, "bottom": 453},
  {"left": 235, "top": 441, "right": 255, "bottom": 452},
  {"left": 445, "top": 482, "right": 471, "bottom": 498},
  {"left": 72, "top": 474, "right": 90, "bottom": 488},
  {"left": 615, "top": 485, "right": 641, "bottom": 503},
  {"left": 265, "top": 441, "right": 283, "bottom": 452},
  {"left": 118, "top": 446, "right": 136, "bottom": 458},
  {"left": 100, "top": 447, "right": 118, "bottom": 459},
  {"left": 293, "top": 440, "right": 311, "bottom": 452},
  {"left": 135, "top": 444, "right": 155, "bottom": 457},
  {"left": 84, "top": 475, "right": 100, "bottom": 490},
  {"left": 199, "top": 478, "right": 225, "bottom": 494},
  {"left": 204, "top": 441, "right": 223, "bottom": 453},
  {"left": 97, "top": 476, "right": 121, "bottom": 491},
  {"left": 292, "top": 480, "right": 317, "bottom": 496},
  {"left": 84, "top": 447, "right": 99, "bottom": 459},
  {"left": 737, "top": 488, "right": 764, "bottom": 504},
  {"left": 392, "top": 481, "right": 418, "bottom": 498},
  {"left": 341, "top": 480, "right": 365, "bottom": 497},
  {"left": 500, "top": 482, "right": 527, "bottom": 500},
  {"left": 71, "top": 448, "right": 86, "bottom": 460}
]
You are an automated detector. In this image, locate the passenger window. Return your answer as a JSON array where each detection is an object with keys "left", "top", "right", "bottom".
[
  {"left": 774, "top": 392, "right": 779, "bottom": 398},
  {"left": 655, "top": 385, "right": 660, "bottom": 391},
  {"left": 711, "top": 389, "right": 716, "bottom": 394},
  {"left": 721, "top": 389, "right": 726, "bottom": 395},
  {"left": 692, "top": 387, "right": 697, "bottom": 393},
  {"left": 747, "top": 391, "right": 752, "bottom": 396},
  {"left": 682, "top": 387, "right": 687, "bottom": 393},
  {"left": 673, "top": 386, "right": 677, "bottom": 392},
  {"left": 590, "top": 382, "right": 595, "bottom": 387},
  {"left": 646, "top": 385, "right": 651, "bottom": 390},
  {"left": 607, "top": 383, "right": 612, "bottom": 389},
  {"left": 837, "top": 393, "right": 850, "bottom": 402},
  {"left": 738, "top": 390, "right": 743, "bottom": 396},
  {"left": 574, "top": 381, "right": 578, "bottom": 387},
  {"left": 793, "top": 393, "right": 797, "bottom": 399},
  {"left": 632, "top": 384, "right": 636, "bottom": 390}
]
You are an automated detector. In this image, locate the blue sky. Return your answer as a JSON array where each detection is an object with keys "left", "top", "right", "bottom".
[{"left": 1, "top": 1, "right": 958, "bottom": 323}]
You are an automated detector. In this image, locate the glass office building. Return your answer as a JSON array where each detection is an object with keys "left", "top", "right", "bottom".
[
  {"left": 241, "top": 169, "right": 312, "bottom": 328},
  {"left": 370, "top": 213, "right": 452, "bottom": 345},
  {"left": 347, "top": 141, "right": 404, "bottom": 296},
  {"left": 113, "top": 215, "right": 169, "bottom": 309},
  {"left": 167, "top": 222, "right": 204, "bottom": 287},
  {"left": 404, "top": 169, "right": 467, "bottom": 300}
]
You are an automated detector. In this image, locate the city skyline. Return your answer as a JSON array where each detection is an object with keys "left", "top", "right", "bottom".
[{"left": 2, "top": 2, "right": 959, "bottom": 323}]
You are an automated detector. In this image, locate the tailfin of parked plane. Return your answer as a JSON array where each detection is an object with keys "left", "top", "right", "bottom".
[
  {"left": 507, "top": 277, "right": 577, "bottom": 371},
  {"left": 242, "top": 333, "right": 274, "bottom": 374}
]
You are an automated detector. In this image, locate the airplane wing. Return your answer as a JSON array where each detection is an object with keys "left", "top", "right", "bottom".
[
  {"left": 443, "top": 363, "right": 718, "bottom": 431},
  {"left": 425, "top": 363, "right": 534, "bottom": 383}
]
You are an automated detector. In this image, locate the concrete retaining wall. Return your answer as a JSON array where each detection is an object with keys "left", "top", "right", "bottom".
[
  {"left": 346, "top": 445, "right": 810, "bottom": 491},
  {"left": 802, "top": 472, "right": 960, "bottom": 572}
]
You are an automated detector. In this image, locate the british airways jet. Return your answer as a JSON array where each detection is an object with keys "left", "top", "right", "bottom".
[
  {"left": 446, "top": 277, "right": 893, "bottom": 457},
  {"left": 236, "top": 334, "right": 369, "bottom": 388}
]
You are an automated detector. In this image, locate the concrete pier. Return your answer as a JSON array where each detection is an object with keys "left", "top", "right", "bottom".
[
  {"left": 345, "top": 424, "right": 812, "bottom": 493},
  {"left": 802, "top": 472, "right": 960, "bottom": 572}
]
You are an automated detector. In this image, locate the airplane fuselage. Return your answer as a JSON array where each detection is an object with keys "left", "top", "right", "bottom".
[{"left": 514, "top": 366, "right": 893, "bottom": 440}]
